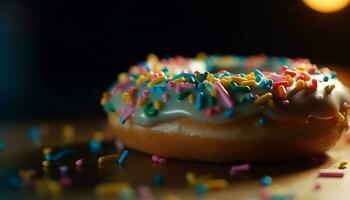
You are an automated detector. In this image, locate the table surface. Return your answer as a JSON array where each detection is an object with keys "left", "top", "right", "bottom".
[{"left": 1, "top": 67, "right": 350, "bottom": 200}]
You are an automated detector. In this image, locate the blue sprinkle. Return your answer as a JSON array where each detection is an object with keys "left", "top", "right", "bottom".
[
  {"left": 89, "top": 140, "right": 102, "bottom": 152},
  {"left": 240, "top": 73, "right": 245, "bottom": 77},
  {"left": 323, "top": 76, "right": 329, "bottom": 82},
  {"left": 162, "top": 66, "right": 169, "bottom": 74},
  {"left": 118, "top": 150, "right": 129, "bottom": 165},
  {"left": 331, "top": 71, "right": 337, "bottom": 79},
  {"left": 195, "top": 92, "right": 204, "bottom": 110},
  {"left": 224, "top": 109, "right": 236, "bottom": 118},
  {"left": 246, "top": 93, "right": 255, "bottom": 102},
  {"left": 264, "top": 80, "right": 273, "bottom": 90},
  {"left": 120, "top": 116, "right": 125, "bottom": 125},
  {"left": 270, "top": 193, "right": 295, "bottom": 200},
  {"left": 0, "top": 142, "right": 4, "bottom": 152},
  {"left": 255, "top": 75, "right": 262, "bottom": 82},
  {"left": 151, "top": 85, "right": 165, "bottom": 95},
  {"left": 28, "top": 127, "right": 41, "bottom": 143},
  {"left": 52, "top": 150, "right": 76, "bottom": 161},
  {"left": 261, "top": 175, "right": 272, "bottom": 186},
  {"left": 154, "top": 174, "right": 165, "bottom": 186},
  {"left": 258, "top": 117, "right": 266, "bottom": 125},
  {"left": 197, "top": 82, "right": 205, "bottom": 89},
  {"left": 254, "top": 69, "right": 264, "bottom": 77},
  {"left": 45, "top": 153, "right": 52, "bottom": 161},
  {"left": 173, "top": 73, "right": 196, "bottom": 79},
  {"left": 144, "top": 64, "right": 151, "bottom": 71},
  {"left": 196, "top": 183, "right": 208, "bottom": 195}
]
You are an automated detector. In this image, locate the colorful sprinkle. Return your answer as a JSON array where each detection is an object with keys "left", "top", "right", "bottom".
[
  {"left": 229, "top": 163, "right": 250, "bottom": 175},
  {"left": 214, "top": 82, "right": 234, "bottom": 108},
  {"left": 75, "top": 159, "right": 84, "bottom": 167},
  {"left": 318, "top": 170, "right": 344, "bottom": 178},
  {"left": 338, "top": 160, "right": 348, "bottom": 169},
  {"left": 195, "top": 92, "right": 204, "bottom": 110},
  {"left": 261, "top": 175, "right": 272, "bottom": 186},
  {"left": 336, "top": 111, "right": 345, "bottom": 122},
  {"left": 118, "top": 150, "right": 129, "bottom": 165},
  {"left": 255, "top": 93, "right": 273, "bottom": 105},
  {"left": 98, "top": 154, "right": 119, "bottom": 164},
  {"left": 144, "top": 103, "right": 157, "bottom": 117}
]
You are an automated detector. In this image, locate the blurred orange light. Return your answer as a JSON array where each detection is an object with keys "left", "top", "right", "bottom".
[{"left": 303, "top": 0, "right": 349, "bottom": 13}]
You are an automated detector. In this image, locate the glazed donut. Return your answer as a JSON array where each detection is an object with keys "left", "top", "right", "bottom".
[{"left": 101, "top": 54, "right": 350, "bottom": 162}]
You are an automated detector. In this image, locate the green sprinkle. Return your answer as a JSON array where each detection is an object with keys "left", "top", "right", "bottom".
[
  {"left": 206, "top": 96, "right": 216, "bottom": 106},
  {"left": 144, "top": 103, "right": 157, "bottom": 117},
  {"left": 229, "top": 82, "right": 250, "bottom": 93},
  {"left": 196, "top": 72, "right": 209, "bottom": 82},
  {"left": 177, "top": 91, "right": 191, "bottom": 101},
  {"left": 187, "top": 77, "right": 196, "bottom": 84}
]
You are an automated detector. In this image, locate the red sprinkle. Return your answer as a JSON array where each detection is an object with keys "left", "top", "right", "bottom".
[
  {"left": 272, "top": 81, "right": 289, "bottom": 89},
  {"left": 310, "top": 79, "right": 318, "bottom": 91},
  {"left": 283, "top": 70, "right": 297, "bottom": 77},
  {"left": 318, "top": 170, "right": 344, "bottom": 178}
]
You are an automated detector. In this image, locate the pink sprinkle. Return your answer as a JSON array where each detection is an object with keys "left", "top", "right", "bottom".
[
  {"left": 162, "top": 92, "right": 170, "bottom": 102},
  {"left": 59, "top": 176, "right": 72, "bottom": 188},
  {"left": 282, "top": 99, "right": 290, "bottom": 105},
  {"left": 142, "top": 90, "right": 150, "bottom": 96},
  {"left": 318, "top": 170, "right": 344, "bottom": 178},
  {"left": 176, "top": 82, "right": 196, "bottom": 93},
  {"left": 111, "top": 78, "right": 132, "bottom": 94},
  {"left": 314, "top": 182, "right": 321, "bottom": 191},
  {"left": 269, "top": 74, "right": 285, "bottom": 82},
  {"left": 279, "top": 65, "right": 288, "bottom": 73},
  {"left": 259, "top": 187, "right": 270, "bottom": 200},
  {"left": 229, "top": 164, "right": 251, "bottom": 175},
  {"left": 114, "top": 140, "right": 124, "bottom": 152},
  {"left": 75, "top": 159, "right": 84, "bottom": 167},
  {"left": 167, "top": 81, "right": 175, "bottom": 89},
  {"left": 152, "top": 155, "right": 160, "bottom": 162},
  {"left": 214, "top": 82, "right": 233, "bottom": 108},
  {"left": 206, "top": 106, "right": 222, "bottom": 116},
  {"left": 158, "top": 158, "right": 167, "bottom": 165}
]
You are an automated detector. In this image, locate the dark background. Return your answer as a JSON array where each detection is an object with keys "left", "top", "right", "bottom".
[{"left": 0, "top": 0, "right": 349, "bottom": 120}]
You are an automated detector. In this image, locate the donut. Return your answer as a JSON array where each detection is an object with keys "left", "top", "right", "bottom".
[{"left": 101, "top": 53, "right": 350, "bottom": 162}]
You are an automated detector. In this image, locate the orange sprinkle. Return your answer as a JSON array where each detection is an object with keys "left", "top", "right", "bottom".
[
  {"left": 300, "top": 71, "right": 311, "bottom": 81},
  {"left": 100, "top": 92, "right": 111, "bottom": 106},
  {"left": 121, "top": 92, "right": 132, "bottom": 103},
  {"left": 278, "top": 85, "right": 287, "bottom": 98},
  {"left": 294, "top": 80, "right": 305, "bottom": 92},
  {"left": 336, "top": 112, "right": 345, "bottom": 122},
  {"left": 241, "top": 80, "right": 258, "bottom": 87}
]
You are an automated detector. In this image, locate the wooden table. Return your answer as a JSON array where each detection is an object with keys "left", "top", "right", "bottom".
[{"left": 1, "top": 66, "right": 350, "bottom": 200}]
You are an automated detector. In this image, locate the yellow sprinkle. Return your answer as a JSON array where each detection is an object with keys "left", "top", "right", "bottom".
[
  {"left": 163, "top": 194, "right": 181, "bottom": 200},
  {"left": 147, "top": 76, "right": 166, "bottom": 88},
  {"left": 244, "top": 73, "right": 256, "bottom": 81},
  {"left": 336, "top": 111, "right": 345, "bottom": 122},
  {"left": 186, "top": 172, "right": 197, "bottom": 186},
  {"left": 154, "top": 100, "right": 163, "bottom": 110},
  {"left": 98, "top": 154, "right": 119, "bottom": 164},
  {"left": 93, "top": 131, "right": 104, "bottom": 141},
  {"left": 240, "top": 80, "right": 258, "bottom": 87},
  {"left": 206, "top": 73, "right": 216, "bottom": 83},
  {"left": 43, "top": 147, "right": 52, "bottom": 156},
  {"left": 174, "top": 77, "right": 185, "bottom": 84},
  {"left": 137, "top": 96, "right": 148, "bottom": 107},
  {"left": 94, "top": 182, "right": 131, "bottom": 197},
  {"left": 35, "top": 178, "right": 61, "bottom": 197},
  {"left": 100, "top": 92, "right": 111, "bottom": 106},
  {"left": 62, "top": 125, "right": 75, "bottom": 144},
  {"left": 121, "top": 92, "right": 132, "bottom": 103},
  {"left": 325, "top": 84, "right": 336, "bottom": 94},
  {"left": 338, "top": 160, "right": 348, "bottom": 169},
  {"left": 230, "top": 76, "right": 248, "bottom": 84},
  {"left": 188, "top": 94, "right": 195, "bottom": 105},
  {"left": 254, "top": 93, "right": 273, "bottom": 105},
  {"left": 147, "top": 53, "right": 159, "bottom": 65},
  {"left": 210, "top": 89, "right": 218, "bottom": 97},
  {"left": 268, "top": 99, "right": 275, "bottom": 108},
  {"left": 285, "top": 75, "right": 294, "bottom": 86},
  {"left": 203, "top": 179, "right": 228, "bottom": 190},
  {"left": 117, "top": 72, "right": 128, "bottom": 82},
  {"left": 294, "top": 79, "right": 305, "bottom": 91},
  {"left": 136, "top": 75, "right": 147, "bottom": 85},
  {"left": 42, "top": 160, "right": 51, "bottom": 167},
  {"left": 196, "top": 52, "right": 207, "bottom": 60},
  {"left": 220, "top": 79, "right": 229, "bottom": 88}
]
